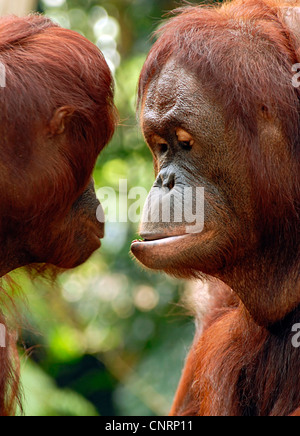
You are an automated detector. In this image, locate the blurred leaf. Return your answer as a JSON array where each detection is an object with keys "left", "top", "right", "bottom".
[{"left": 20, "top": 360, "right": 99, "bottom": 416}]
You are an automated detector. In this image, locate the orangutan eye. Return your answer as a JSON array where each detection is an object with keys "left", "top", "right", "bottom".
[
  {"left": 158, "top": 142, "right": 168, "bottom": 154},
  {"left": 151, "top": 135, "right": 169, "bottom": 156},
  {"left": 176, "top": 128, "right": 194, "bottom": 151},
  {"left": 179, "top": 141, "right": 193, "bottom": 151}
]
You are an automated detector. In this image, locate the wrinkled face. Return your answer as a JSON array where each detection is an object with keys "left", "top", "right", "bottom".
[{"left": 131, "top": 61, "right": 257, "bottom": 278}]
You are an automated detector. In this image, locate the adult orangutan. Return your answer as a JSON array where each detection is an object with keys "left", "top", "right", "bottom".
[
  {"left": 0, "top": 15, "right": 116, "bottom": 415},
  {"left": 131, "top": 0, "right": 300, "bottom": 416}
]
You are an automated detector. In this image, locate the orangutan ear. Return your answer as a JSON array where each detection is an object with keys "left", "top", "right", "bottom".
[
  {"left": 49, "top": 106, "right": 75, "bottom": 135},
  {"left": 280, "top": 6, "right": 300, "bottom": 56}
]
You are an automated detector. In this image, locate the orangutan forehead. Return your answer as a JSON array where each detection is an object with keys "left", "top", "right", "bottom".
[
  {"left": 141, "top": 59, "right": 224, "bottom": 135},
  {"left": 143, "top": 60, "right": 203, "bottom": 113}
]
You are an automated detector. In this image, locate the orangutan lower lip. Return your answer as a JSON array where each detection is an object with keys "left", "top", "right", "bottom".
[
  {"left": 131, "top": 230, "right": 215, "bottom": 271},
  {"left": 94, "top": 230, "right": 104, "bottom": 240},
  {"left": 131, "top": 234, "right": 189, "bottom": 247},
  {"left": 90, "top": 224, "right": 104, "bottom": 240},
  {"left": 141, "top": 233, "right": 187, "bottom": 242}
]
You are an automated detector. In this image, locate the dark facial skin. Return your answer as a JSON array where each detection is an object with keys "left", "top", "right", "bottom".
[
  {"left": 131, "top": 60, "right": 297, "bottom": 326},
  {"left": 132, "top": 60, "right": 254, "bottom": 276}
]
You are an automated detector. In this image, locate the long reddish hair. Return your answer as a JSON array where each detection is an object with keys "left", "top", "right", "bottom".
[
  {"left": 139, "top": 0, "right": 300, "bottom": 266},
  {"left": 0, "top": 14, "right": 117, "bottom": 415},
  {"left": 0, "top": 14, "right": 117, "bottom": 219},
  {"left": 138, "top": 0, "right": 300, "bottom": 416}
]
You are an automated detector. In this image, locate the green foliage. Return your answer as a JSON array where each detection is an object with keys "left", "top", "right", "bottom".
[
  {"left": 20, "top": 360, "right": 99, "bottom": 416},
  {"left": 20, "top": 0, "right": 199, "bottom": 416}
]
